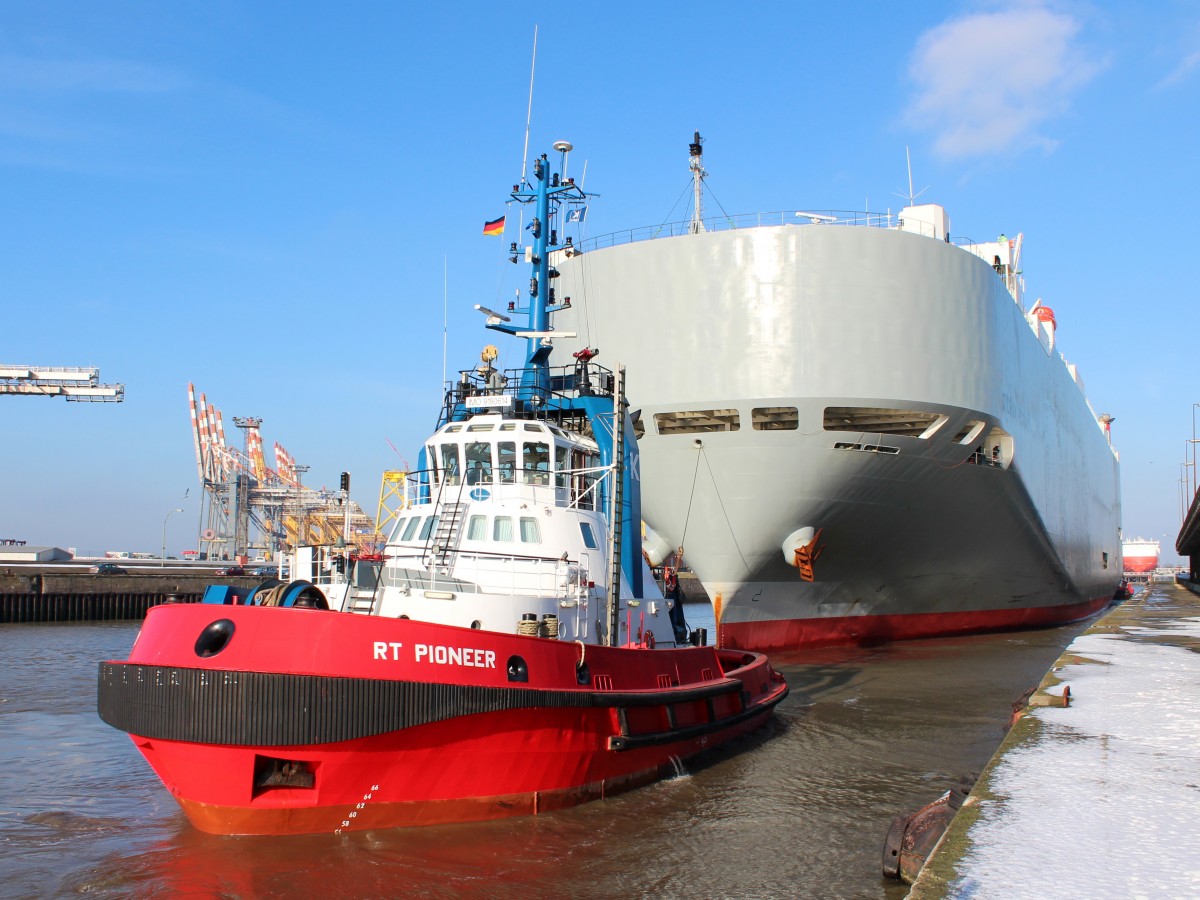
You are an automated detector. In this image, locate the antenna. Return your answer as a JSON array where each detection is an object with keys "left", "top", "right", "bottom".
[
  {"left": 553, "top": 139, "right": 573, "bottom": 181},
  {"left": 688, "top": 130, "right": 706, "bottom": 234},
  {"left": 519, "top": 25, "right": 538, "bottom": 185},
  {"left": 442, "top": 255, "right": 448, "bottom": 405},
  {"left": 896, "top": 146, "right": 929, "bottom": 206}
]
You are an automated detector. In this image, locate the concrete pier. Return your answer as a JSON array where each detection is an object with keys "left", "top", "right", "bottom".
[
  {"left": 0, "top": 570, "right": 253, "bottom": 623},
  {"left": 908, "top": 581, "right": 1200, "bottom": 898}
]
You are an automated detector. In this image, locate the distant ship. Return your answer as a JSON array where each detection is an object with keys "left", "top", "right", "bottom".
[
  {"left": 1121, "top": 538, "right": 1160, "bottom": 574},
  {"left": 550, "top": 133, "right": 1123, "bottom": 653}
]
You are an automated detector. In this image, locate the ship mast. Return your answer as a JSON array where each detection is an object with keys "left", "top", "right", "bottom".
[{"left": 688, "top": 130, "right": 706, "bottom": 234}]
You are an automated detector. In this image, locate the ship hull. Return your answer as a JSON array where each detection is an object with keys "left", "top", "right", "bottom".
[
  {"left": 1121, "top": 540, "right": 1159, "bottom": 574},
  {"left": 98, "top": 603, "right": 786, "bottom": 835},
  {"left": 554, "top": 221, "right": 1122, "bottom": 651}
]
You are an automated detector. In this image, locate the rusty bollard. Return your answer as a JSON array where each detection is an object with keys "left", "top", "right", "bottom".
[{"left": 882, "top": 778, "right": 975, "bottom": 883}]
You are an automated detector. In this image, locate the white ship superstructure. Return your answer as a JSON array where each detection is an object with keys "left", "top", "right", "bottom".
[{"left": 548, "top": 138, "right": 1122, "bottom": 652}]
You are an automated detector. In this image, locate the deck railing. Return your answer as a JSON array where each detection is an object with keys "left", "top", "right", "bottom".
[{"left": 578, "top": 210, "right": 987, "bottom": 254}]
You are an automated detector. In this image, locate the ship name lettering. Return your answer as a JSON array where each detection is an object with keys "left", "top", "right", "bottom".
[
  {"left": 373, "top": 641, "right": 404, "bottom": 660},
  {"left": 414, "top": 643, "right": 496, "bottom": 668}
]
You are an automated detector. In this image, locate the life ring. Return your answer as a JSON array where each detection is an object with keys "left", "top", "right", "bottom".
[{"left": 202, "top": 529, "right": 216, "bottom": 541}]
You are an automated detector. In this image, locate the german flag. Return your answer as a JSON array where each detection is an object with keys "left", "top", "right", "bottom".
[{"left": 482, "top": 215, "right": 506, "bottom": 236}]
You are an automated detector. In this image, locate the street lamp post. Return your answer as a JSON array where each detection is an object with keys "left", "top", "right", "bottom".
[{"left": 162, "top": 508, "right": 183, "bottom": 566}]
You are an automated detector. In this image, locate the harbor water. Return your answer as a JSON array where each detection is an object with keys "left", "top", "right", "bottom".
[{"left": 0, "top": 603, "right": 1103, "bottom": 899}]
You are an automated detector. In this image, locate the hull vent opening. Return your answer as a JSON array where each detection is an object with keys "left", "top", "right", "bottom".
[
  {"left": 752, "top": 407, "right": 799, "bottom": 430},
  {"left": 824, "top": 406, "right": 945, "bottom": 438},
  {"left": 654, "top": 409, "right": 740, "bottom": 435},
  {"left": 833, "top": 442, "right": 900, "bottom": 455}
]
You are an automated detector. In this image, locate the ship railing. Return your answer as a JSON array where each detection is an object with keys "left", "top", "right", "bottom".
[
  {"left": 579, "top": 210, "right": 895, "bottom": 252},
  {"left": 379, "top": 550, "right": 595, "bottom": 600},
  {"left": 578, "top": 210, "right": 988, "bottom": 254},
  {"left": 438, "top": 362, "right": 615, "bottom": 429},
  {"left": 396, "top": 467, "right": 604, "bottom": 514}
]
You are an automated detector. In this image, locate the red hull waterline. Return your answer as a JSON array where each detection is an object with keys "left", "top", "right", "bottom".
[
  {"left": 99, "top": 603, "right": 787, "bottom": 836},
  {"left": 718, "top": 595, "right": 1114, "bottom": 656}
]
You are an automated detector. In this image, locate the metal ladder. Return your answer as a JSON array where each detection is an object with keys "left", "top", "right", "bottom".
[{"left": 426, "top": 501, "right": 468, "bottom": 567}]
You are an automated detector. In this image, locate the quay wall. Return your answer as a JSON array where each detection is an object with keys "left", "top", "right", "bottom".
[{"left": 0, "top": 572, "right": 255, "bottom": 623}]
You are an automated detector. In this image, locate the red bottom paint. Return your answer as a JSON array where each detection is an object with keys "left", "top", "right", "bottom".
[
  {"left": 719, "top": 595, "right": 1115, "bottom": 656},
  {"left": 137, "top": 704, "right": 777, "bottom": 835}
]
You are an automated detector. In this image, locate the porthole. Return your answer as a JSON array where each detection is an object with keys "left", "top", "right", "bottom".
[
  {"left": 471, "top": 620, "right": 482, "bottom": 629},
  {"left": 507, "top": 655, "right": 528, "bottom": 683},
  {"left": 194, "top": 619, "right": 235, "bottom": 658}
]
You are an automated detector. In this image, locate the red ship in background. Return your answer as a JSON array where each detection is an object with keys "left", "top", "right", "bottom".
[
  {"left": 97, "top": 139, "right": 787, "bottom": 836},
  {"left": 1121, "top": 538, "right": 1159, "bottom": 574}
]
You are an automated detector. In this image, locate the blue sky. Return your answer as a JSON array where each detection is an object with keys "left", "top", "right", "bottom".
[{"left": 1, "top": 1, "right": 1196, "bottom": 562}]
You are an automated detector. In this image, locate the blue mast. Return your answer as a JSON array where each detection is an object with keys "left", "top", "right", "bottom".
[{"left": 461, "top": 143, "right": 644, "bottom": 600}]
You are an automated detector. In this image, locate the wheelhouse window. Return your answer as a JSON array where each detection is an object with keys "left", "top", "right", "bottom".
[
  {"left": 497, "top": 441, "right": 517, "bottom": 483},
  {"left": 440, "top": 444, "right": 461, "bottom": 485},
  {"left": 466, "top": 515, "right": 487, "bottom": 540},
  {"left": 401, "top": 517, "right": 422, "bottom": 541},
  {"left": 524, "top": 441, "right": 550, "bottom": 484},
  {"left": 389, "top": 516, "right": 408, "bottom": 542},
  {"left": 519, "top": 517, "right": 542, "bottom": 543},
  {"left": 555, "top": 443, "right": 570, "bottom": 489},
  {"left": 465, "top": 442, "right": 493, "bottom": 484},
  {"left": 418, "top": 515, "right": 439, "bottom": 541},
  {"left": 654, "top": 409, "right": 740, "bottom": 435}
]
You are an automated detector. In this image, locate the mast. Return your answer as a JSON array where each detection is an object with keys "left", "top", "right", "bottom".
[
  {"left": 688, "top": 130, "right": 706, "bottom": 234},
  {"left": 495, "top": 143, "right": 587, "bottom": 401}
]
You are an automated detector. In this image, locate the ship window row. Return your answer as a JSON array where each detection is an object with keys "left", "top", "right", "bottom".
[
  {"left": 651, "top": 405, "right": 959, "bottom": 439},
  {"left": 442, "top": 420, "right": 569, "bottom": 438},
  {"left": 652, "top": 406, "right": 953, "bottom": 437},
  {"left": 393, "top": 514, "right": 543, "bottom": 544},
  {"left": 432, "top": 440, "right": 600, "bottom": 490},
  {"left": 647, "top": 404, "right": 1013, "bottom": 466}
]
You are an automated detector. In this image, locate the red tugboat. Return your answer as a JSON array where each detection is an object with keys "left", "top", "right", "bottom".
[{"left": 97, "top": 141, "right": 788, "bottom": 836}]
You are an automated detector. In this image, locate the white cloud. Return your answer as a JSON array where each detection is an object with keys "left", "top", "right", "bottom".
[
  {"left": 1157, "top": 48, "right": 1200, "bottom": 89},
  {"left": 905, "top": 4, "right": 1104, "bottom": 159}
]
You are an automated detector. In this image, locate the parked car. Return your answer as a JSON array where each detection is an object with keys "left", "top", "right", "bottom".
[
  {"left": 214, "top": 565, "right": 246, "bottom": 576},
  {"left": 250, "top": 565, "right": 289, "bottom": 577},
  {"left": 91, "top": 563, "right": 127, "bottom": 575}
]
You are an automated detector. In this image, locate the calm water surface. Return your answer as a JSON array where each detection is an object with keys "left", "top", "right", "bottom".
[{"left": 0, "top": 606, "right": 1096, "bottom": 899}]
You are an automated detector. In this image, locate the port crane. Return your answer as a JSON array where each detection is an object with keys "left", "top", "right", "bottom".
[
  {"left": 0, "top": 365, "right": 123, "bottom": 401},
  {"left": 188, "top": 383, "right": 376, "bottom": 562}
]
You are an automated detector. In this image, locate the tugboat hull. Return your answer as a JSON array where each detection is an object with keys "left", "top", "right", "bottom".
[{"left": 99, "top": 603, "right": 786, "bottom": 835}]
